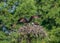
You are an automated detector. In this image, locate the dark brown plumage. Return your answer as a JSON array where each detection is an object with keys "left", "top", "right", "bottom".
[
  {"left": 18, "top": 15, "right": 41, "bottom": 24},
  {"left": 18, "top": 18, "right": 28, "bottom": 23}
]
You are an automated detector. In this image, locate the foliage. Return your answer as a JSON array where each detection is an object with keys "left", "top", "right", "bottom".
[
  {"left": 36, "top": 0, "right": 60, "bottom": 30},
  {"left": 48, "top": 28, "right": 60, "bottom": 43},
  {"left": 0, "top": 0, "right": 60, "bottom": 43}
]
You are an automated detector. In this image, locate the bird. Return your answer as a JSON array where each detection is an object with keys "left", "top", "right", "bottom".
[
  {"left": 18, "top": 15, "right": 41, "bottom": 24},
  {"left": 18, "top": 17, "right": 28, "bottom": 23}
]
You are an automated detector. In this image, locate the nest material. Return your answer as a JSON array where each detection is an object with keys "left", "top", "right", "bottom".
[{"left": 18, "top": 24, "right": 47, "bottom": 38}]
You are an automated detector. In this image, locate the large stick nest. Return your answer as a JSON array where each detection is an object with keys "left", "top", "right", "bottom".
[{"left": 18, "top": 24, "right": 47, "bottom": 38}]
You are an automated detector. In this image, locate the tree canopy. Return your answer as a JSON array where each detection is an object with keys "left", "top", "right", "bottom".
[{"left": 0, "top": 0, "right": 60, "bottom": 43}]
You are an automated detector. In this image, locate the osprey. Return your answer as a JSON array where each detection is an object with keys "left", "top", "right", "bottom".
[{"left": 18, "top": 15, "right": 41, "bottom": 24}]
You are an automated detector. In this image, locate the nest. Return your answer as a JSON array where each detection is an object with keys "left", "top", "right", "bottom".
[{"left": 18, "top": 24, "right": 47, "bottom": 38}]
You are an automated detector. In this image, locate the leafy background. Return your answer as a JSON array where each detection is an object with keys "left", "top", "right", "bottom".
[{"left": 0, "top": 0, "right": 60, "bottom": 43}]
